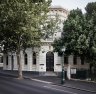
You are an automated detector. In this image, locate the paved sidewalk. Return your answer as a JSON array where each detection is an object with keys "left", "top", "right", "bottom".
[
  {"left": 33, "top": 76, "right": 96, "bottom": 92},
  {"left": 0, "top": 70, "right": 96, "bottom": 93}
]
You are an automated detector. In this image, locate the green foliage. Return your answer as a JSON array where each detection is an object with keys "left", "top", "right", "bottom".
[
  {"left": 62, "top": 8, "right": 89, "bottom": 55},
  {"left": 85, "top": 2, "right": 96, "bottom": 16},
  {"left": 0, "top": 0, "right": 51, "bottom": 52},
  {"left": 85, "top": 2, "right": 96, "bottom": 62},
  {"left": 52, "top": 38, "right": 63, "bottom": 56},
  {"left": 53, "top": 4, "right": 96, "bottom": 58}
]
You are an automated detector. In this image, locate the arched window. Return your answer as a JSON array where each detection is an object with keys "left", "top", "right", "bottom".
[
  {"left": 81, "top": 56, "right": 84, "bottom": 65},
  {"left": 1, "top": 56, "right": 3, "bottom": 63},
  {"left": 24, "top": 53, "right": 28, "bottom": 65},
  {"left": 33, "top": 52, "right": 36, "bottom": 65},
  {"left": 64, "top": 55, "right": 68, "bottom": 64},
  {"left": 73, "top": 55, "right": 77, "bottom": 65},
  {"left": 6, "top": 55, "right": 8, "bottom": 65}
]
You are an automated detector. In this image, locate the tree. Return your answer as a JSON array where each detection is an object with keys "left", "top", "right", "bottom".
[
  {"left": 53, "top": 2, "right": 96, "bottom": 80},
  {"left": 53, "top": 9, "right": 89, "bottom": 56},
  {"left": 85, "top": 2, "right": 96, "bottom": 79},
  {"left": 0, "top": 0, "right": 51, "bottom": 79},
  {"left": 85, "top": 2, "right": 96, "bottom": 17},
  {"left": 42, "top": 13, "right": 61, "bottom": 39}
]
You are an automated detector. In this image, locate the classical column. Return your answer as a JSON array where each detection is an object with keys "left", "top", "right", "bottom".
[
  {"left": 67, "top": 55, "right": 73, "bottom": 80},
  {"left": 67, "top": 64, "right": 71, "bottom": 80},
  {"left": 27, "top": 48, "right": 32, "bottom": 71},
  {"left": 8, "top": 55, "right": 12, "bottom": 70}
]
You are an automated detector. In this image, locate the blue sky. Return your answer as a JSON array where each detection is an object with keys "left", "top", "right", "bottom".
[{"left": 52, "top": 0, "right": 96, "bottom": 12}]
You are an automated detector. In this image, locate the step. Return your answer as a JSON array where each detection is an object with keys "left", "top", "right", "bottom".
[{"left": 44, "top": 72, "right": 57, "bottom": 76}]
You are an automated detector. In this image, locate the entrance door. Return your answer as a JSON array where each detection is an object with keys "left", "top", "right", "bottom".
[{"left": 46, "top": 52, "right": 54, "bottom": 71}]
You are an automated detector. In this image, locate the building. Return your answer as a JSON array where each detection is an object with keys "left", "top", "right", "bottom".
[{"left": 3, "top": 6, "right": 89, "bottom": 79}]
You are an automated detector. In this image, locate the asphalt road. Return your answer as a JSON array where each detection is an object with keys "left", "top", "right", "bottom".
[{"left": 0, "top": 73, "right": 95, "bottom": 94}]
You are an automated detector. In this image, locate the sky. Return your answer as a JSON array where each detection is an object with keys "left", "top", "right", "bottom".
[{"left": 52, "top": 0, "right": 96, "bottom": 12}]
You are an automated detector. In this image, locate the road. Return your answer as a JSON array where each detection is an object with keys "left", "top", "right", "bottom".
[{"left": 0, "top": 73, "right": 95, "bottom": 94}]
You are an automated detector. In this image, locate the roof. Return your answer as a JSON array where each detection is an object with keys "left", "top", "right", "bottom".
[
  {"left": 49, "top": 6, "right": 69, "bottom": 14},
  {"left": 50, "top": 6, "right": 64, "bottom": 9}
]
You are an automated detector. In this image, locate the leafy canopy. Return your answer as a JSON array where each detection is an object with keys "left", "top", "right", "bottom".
[{"left": 0, "top": 0, "right": 51, "bottom": 52}]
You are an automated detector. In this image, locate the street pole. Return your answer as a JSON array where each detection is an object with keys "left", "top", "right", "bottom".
[
  {"left": 61, "top": 47, "right": 65, "bottom": 84},
  {"left": 61, "top": 63, "right": 65, "bottom": 84}
]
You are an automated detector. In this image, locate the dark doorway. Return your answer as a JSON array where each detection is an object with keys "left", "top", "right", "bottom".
[{"left": 46, "top": 52, "right": 54, "bottom": 71}]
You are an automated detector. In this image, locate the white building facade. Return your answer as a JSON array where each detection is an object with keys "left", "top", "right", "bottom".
[{"left": 3, "top": 6, "right": 89, "bottom": 79}]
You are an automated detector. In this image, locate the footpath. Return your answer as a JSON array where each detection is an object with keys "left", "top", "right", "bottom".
[{"left": 0, "top": 70, "right": 96, "bottom": 93}]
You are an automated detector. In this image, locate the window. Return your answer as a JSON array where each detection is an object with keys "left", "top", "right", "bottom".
[
  {"left": 33, "top": 52, "right": 36, "bottom": 65},
  {"left": 1, "top": 56, "right": 3, "bottom": 63},
  {"left": 6, "top": 56, "right": 8, "bottom": 65},
  {"left": 81, "top": 56, "right": 84, "bottom": 65},
  {"left": 64, "top": 55, "right": 68, "bottom": 64},
  {"left": 73, "top": 56, "right": 77, "bottom": 65},
  {"left": 24, "top": 53, "right": 28, "bottom": 65}
]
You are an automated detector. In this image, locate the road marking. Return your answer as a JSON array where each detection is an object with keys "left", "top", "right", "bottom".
[
  {"left": 43, "top": 86, "right": 78, "bottom": 94},
  {"left": 30, "top": 78, "right": 52, "bottom": 84}
]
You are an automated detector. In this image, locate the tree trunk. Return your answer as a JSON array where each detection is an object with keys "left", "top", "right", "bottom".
[{"left": 17, "top": 51, "right": 23, "bottom": 79}]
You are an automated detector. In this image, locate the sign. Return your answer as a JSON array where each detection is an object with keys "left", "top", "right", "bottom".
[{"left": 71, "top": 68, "right": 76, "bottom": 74}]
